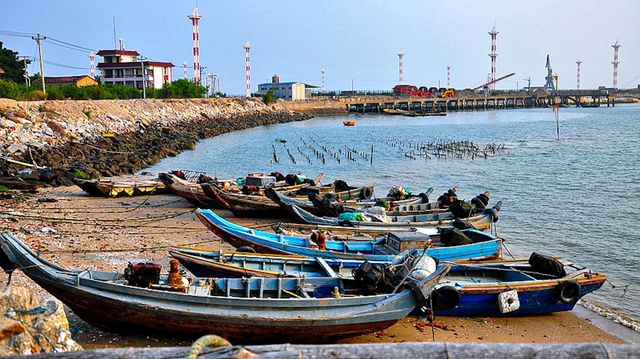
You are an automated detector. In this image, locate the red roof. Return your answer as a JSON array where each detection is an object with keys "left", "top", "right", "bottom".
[
  {"left": 96, "top": 49, "right": 140, "bottom": 56},
  {"left": 0, "top": 67, "right": 4, "bottom": 74},
  {"left": 97, "top": 61, "right": 174, "bottom": 69}
]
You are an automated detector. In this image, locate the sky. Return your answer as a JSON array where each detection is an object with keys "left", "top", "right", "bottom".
[{"left": 1, "top": 0, "right": 639, "bottom": 95}]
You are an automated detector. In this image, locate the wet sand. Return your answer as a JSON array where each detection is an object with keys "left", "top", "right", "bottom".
[{"left": 0, "top": 187, "right": 626, "bottom": 348}]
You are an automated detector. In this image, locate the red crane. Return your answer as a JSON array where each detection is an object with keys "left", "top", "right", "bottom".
[{"left": 473, "top": 72, "right": 515, "bottom": 91}]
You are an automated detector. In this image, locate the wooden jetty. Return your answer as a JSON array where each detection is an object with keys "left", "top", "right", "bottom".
[{"left": 347, "top": 91, "right": 615, "bottom": 114}]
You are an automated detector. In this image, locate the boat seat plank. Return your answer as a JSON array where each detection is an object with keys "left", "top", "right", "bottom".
[{"left": 316, "top": 257, "right": 338, "bottom": 278}]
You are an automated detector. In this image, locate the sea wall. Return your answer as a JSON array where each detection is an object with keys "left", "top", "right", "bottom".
[
  {"left": 280, "top": 96, "right": 397, "bottom": 115},
  {"left": 0, "top": 98, "right": 310, "bottom": 176}
]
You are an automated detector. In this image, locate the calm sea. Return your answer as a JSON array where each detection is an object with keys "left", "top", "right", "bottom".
[{"left": 146, "top": 104, "right": 640, "bottom": 320}]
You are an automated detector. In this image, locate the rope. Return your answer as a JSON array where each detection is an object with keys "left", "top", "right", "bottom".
[
  {"left": 0, "top": 208, "right": 196, "bottom": 225},
  {"left": 185, "top": 335, "right": 231, "bottom": 359},
  {"left": 33, "top": 198, "right": 186, "bottom": 214},
  {"left": 502, "top": 242, "right": 516, "bottom": 260},
  {"left": 36, "top": 239, "right": 213, "bottom": 254}
]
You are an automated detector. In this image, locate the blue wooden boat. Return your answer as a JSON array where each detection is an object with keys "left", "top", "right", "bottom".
[
  {"left": 196, "top": 209, "right": 503, "bottom": 262},
  {"left": 0, "top": 232, "right": 448, "bottom": 342},
  {"left": 169, "top": 248, "right": 608, "bottom": 317},
  {"left": 430, "top": 258, "right": 607, "bottom": 316}
]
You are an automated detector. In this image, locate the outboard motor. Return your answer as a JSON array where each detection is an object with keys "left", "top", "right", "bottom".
[
  {"left": 437, "top": 189, "right": 457, "bottom": 208},
  {"left": 470, "top": 191, "right": 491, "bottom": 209},
  {"left": 352, "top": 261, "right": 386, "bottom": 293}
]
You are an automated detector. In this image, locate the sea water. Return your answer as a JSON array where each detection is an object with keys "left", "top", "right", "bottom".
[{"left": 146, "top": 103, "right": 640, "bottom": 322}]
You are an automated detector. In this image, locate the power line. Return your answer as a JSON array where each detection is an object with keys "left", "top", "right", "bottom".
[
  {"left": 34, "top": 57, "right": 90, "bottom": 70},
  {"left": 0, "top": 29, "right": 36, "bottom": 38},
  {"left": 46, "top": 36, "right": 96, "bottom": 52},
  {"left": 44, "top": 39, "right": 93, "bottom": 53}
]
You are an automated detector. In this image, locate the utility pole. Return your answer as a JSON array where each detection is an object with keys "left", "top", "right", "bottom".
[
  {"left": 524, "top": 77, "right": 531, "bottom": 91},
  {"left": 19, "top": 56, "right": 30, "bottom": 86},
  {"left": 575, "top": 60, "right": 582, "bottom": 90},
  {"left": 32, "top": 33, "right": 46, "bottom": 94}
]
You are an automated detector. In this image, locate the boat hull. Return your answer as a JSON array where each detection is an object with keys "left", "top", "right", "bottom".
[
  {"left": 435, "top": 278, "right": 606, "bottom": 317},
  {"left": 159, "top": 173, "right": 223, "bottom": 208},
  {"left": 196, "top": 210, "right": 502, "bottom": 262}
]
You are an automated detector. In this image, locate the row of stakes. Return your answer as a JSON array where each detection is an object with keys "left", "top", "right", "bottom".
[{"left": 271, "top": 135, "right": 505, "bottom": 165}]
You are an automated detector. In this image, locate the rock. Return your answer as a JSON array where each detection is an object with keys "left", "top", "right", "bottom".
[
  {"left": 0, "top": 286, "right": 82, "bottom": 355},
  {"left": 0, "top": 119, "right": 17, "bottom": 129},
  {"left": 6, "top": 144, "right": 26, "bottom": 154}
]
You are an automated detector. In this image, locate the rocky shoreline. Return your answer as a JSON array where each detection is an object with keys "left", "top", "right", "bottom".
[{"left": 0, "top": 98, "right": 311, "bottom": 178}]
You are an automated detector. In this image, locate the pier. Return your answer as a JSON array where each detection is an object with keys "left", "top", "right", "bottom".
[{"left": 347, "top": 91, "right": 615, "bottom": 113}]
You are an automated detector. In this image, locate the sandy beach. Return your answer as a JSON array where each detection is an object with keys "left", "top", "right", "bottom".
[{"left": 0, "top": 187, "right": 627, "bottom": 348}]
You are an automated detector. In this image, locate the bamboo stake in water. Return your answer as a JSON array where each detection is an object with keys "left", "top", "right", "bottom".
[{"left": 554, "top": 106, "right": 560, "bottom": 140}]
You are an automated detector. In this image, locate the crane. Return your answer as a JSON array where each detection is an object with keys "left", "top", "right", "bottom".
[{"left": 472, "top": 72, "right": 516, "bottom": 91}]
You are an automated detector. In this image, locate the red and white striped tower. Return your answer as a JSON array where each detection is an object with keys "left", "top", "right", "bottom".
[
  {"left": 183, "top": 61, "right": 188, "bottom": 79},
  {"left": 188, "top": 6, "right": 202, "bottom": 84},
  {"left": 611, "top": 40, "right": 621, "bottom": 89},
  {"left": 397, "top": 52, "right": 404, "bottom": 84},
  {"left": 244, "top": 41, "right": 251, "bottom": 97},
  {"left": 576, "top": 60, "right": 582, "bottom": 89},
  {"left": 488, "top": 25, "right": 498, "bottom": 91},
  {"left": 446, "top": 65, "right": 451, "bottom": 87},
  {"left": 89, "top": 51, "right": 95, "bottom": 78}
]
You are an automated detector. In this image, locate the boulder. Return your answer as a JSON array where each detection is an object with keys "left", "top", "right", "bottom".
[{"left": 0, "top": 286, "right": 82, "bottom": 355}]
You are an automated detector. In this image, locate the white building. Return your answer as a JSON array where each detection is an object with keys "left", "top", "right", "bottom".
[
  {"left": 96, "top": 49, "right": 174, "bottom": 90},
  {"left": 257, "top": 75, "right": 317, "bottom": 101}
]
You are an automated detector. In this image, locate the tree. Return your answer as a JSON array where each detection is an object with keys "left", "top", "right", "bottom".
[
  {"left": 160, "top": 79, "right": 206, "bottom": 98},
  {"left": 0, "top": 42, "right": 29, "bottom": 83},
  {"left": 262, "top": 88, "right": 275, "bottom": 105}
]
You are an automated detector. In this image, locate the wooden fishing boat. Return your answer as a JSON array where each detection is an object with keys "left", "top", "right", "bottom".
[
  {"left": 430, "top": 256, "right": 607, "bottom": 316},
  {"left": 343, "top": 120, "right": 356, "bottom": 126},
  {"left": 169, "top": 247, "right": 606, "bottom": 317},
  {"left": 158, "top": 172, "right": 230, "bottom": 208},
  {"left": 202, "top": 182, "right": 287, "bottom": 216},
  {"left": 268, "top": 188, "right": 445, "bottom": 217},
  {"left": 0, "top": 232, "right": 448, "bottom": 342},
  {"left": 168, "top": 249, "right": 384, "bottom": 278},
  {"left": 264, "top": 182, "right": 375, "bottom": 216},
  {"left": 73, "top": 175, "right": 167, "bottom": 198},
  {"left": 195, "top": 209, "right": 503, "bottom": 262},
  {"left": 287, "top": 202, "right": 501, "bottom": 232},
  {"left": 201, "top": 173, "right": 324, "bottom": 217}
]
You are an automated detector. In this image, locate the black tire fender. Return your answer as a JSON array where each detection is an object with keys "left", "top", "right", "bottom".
[
  {"left": 431, "top": 285, "right": 460, "bottom": 310},
  {"left": 556, "top": 280, "right": 581, "bottom": 304},
  {"left": 484, "top": 208, "right": 499, "bottom": 223},
  {"left": 359, "top": 186, "right": 373, "bottom": 199}
]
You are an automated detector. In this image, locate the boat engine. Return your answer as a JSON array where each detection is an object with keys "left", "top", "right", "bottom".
[{"left": 124, "top": 262, "right": 161, "bottom": 288}]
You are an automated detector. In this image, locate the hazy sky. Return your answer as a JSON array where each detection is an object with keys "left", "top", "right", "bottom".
[{"left": 2, "top": 1, "right": 639, "bottom": 94}]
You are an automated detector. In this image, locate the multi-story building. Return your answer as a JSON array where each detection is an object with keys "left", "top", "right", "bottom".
[{"left": 96, "top": 49, "right": 174, "bottom": 89}]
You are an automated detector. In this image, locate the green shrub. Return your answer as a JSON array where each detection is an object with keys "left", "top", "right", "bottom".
[
  {"left": 0, "top": 80, "right": 20, "bottom": 99},
  {"left": 262, "top": 88, "right": 275, "bottom": 105}
]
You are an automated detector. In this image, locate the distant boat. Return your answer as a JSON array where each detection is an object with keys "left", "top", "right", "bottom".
[{"left": 343, "top": 120, "right": 356, "bottom": 126}]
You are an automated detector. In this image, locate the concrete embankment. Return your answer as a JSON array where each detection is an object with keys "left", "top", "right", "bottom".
[{"left": 0, "top": 98, "right": 310, "bottom": 177}]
